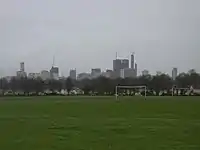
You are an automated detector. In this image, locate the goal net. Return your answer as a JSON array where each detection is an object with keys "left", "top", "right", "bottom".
[{"left": 115, "top": 86, "right": 147, "bottom": 100}]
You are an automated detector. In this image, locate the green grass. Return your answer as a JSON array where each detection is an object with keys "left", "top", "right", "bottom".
[{"left": 0, "top": 96, "right": 200, "bottom": 150}]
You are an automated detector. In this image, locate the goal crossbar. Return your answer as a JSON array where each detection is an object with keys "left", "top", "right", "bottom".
[{"left": 116, "top": 86, "right": 146, "bottom": 88}]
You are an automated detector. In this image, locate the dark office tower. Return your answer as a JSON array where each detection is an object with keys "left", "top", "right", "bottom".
[
  {"left": 172, "top": 68, "right": 178, "bottom": 80},
  {"left": 70, "top": 69, "right": 77, "bottom": 80},
  {"left": 113, "top": 59, "right": 129, "bottom": 78},
  {"left": 113, "top": 59, "right": 121, "bottom": 72},
  {"left": 131, "top": 53, "right": 135, "bottom": 69},
  {"left": 113, "top": 59, "right": 129, "bottom": 71},
  {"left": 20, "top": 62, "right": 25, "bottom": 72},
  {"left": 121, "top": 59, "right": 129, "bottom": 69},
  {"left": 135, "top": 63, "right": 138, "bottom": 77}
]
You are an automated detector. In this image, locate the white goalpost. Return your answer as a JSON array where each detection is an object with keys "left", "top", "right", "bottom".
[
  {"left": 115, "top": 85, "right": 147, "bottom": 100},
  {"left": 171, "top": 87, "right": 192, "bottom": 96}
]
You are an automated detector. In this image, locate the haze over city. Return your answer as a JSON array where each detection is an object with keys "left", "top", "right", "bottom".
[{"left": 0, "top": 0, "right": 200, "bottom": 76}]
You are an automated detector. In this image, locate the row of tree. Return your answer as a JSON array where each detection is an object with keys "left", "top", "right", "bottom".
[{"left": 0, "top": 72, "right": 200, "bottom": 96}]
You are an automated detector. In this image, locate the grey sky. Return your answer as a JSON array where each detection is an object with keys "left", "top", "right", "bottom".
[{"left": 0, "top": 0, "right": 200, "bottom": 76}]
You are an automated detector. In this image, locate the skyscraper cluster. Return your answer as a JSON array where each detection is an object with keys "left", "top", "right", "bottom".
[
  {"left": 12, "top": 53, "right": 180, "bottom": 81},
  {"left": 16, "top": 62, "right": 59, "bottom": 80},
  {"left": 113, "top": 53, "right": 137, "bottom": 78}
]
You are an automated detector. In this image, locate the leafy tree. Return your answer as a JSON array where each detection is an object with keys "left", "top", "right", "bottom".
[
  {"left": 34, "top": 78, "right": 44, "bottom": 95},
  {"left": 176, "top": 73, "right": 190, "bottom": 88},
  {"left": 0, "top": 70, "right": 200, "bottom": 96},
  {"left": 65, "top": 77, "right": 74, "bottom": 94},
  {"left": 9, "top": 77, "right": 19, "bottom": 93},
  {"left": 150, "top": 74, "right": 172, "bottom": 95},
  {"left": 0, "top": 78, "right": 8, "bottom": 95}
]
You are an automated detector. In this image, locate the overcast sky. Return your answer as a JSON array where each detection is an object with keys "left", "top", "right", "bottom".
[{"left": 0, "top": 0, "right": 200, "bottom": 76}]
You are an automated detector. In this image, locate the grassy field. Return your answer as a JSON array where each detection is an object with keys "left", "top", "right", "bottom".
[{"left": 0, "top": 96, "right": 200, "bottom": 150}]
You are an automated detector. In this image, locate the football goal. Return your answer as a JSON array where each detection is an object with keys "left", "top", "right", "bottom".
[
  {"left": 115, "top": 85, "right": 147, "bottom": 100},
  {"left": 171, "top": 87, "right": 193, "bottom": 96}
]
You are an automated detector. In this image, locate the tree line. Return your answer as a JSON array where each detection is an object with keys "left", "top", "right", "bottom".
[{"left": 0, "top": 71, "right": 200, "bottom": 96}]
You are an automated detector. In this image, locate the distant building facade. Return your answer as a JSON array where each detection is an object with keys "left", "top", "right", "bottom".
[
  {"left": 20, "top": 62, "right": 25, "bottom": 72},
  {"left": 50, "top": 67, "right": 59, "bottom": 80},
  {"left": 120, "top": 68, "right": 136, "bottom": 78},
  {"left": 69, "top": 69, "right": 77, "bottom": 80},
  {"left": 131, "top": 53, "right": 135, "bottom": 69},
  {"left": 135, "top": 63, "right": 137, "bottom": 77},
  {"left": 113, "top": 59, "right": 129, "bottom": 77},
  {"left": 113, "top": 59, "right": 129, "bottom": 71},
  {"left": 172, "top": 68, "right": 178, "bottom": 80},
  {"left": 16, "top": 71, "right": 27, "bottom": 78},
  {"left": 16, "top": 62, "right": 27, "bottom": 78}
]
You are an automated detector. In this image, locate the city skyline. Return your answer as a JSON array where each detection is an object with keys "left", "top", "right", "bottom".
[
  {"left": 1, "top": 0, "right": 200, "bottom": 76},
  {"left": 4, "top": 52, "right": 199, "bottom": 80},
  {"left": 0, "top": 52, "right": 199, "bottom": 78},
  {"left": 0, "top": 50, "right": 199, "bottom": 77}
]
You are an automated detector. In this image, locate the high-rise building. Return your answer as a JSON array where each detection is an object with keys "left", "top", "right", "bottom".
[
  {"left": 16, "top": 71, "right": 27, "bottom": 78},
  {"left": 113, "top": 59, "right": 129, "bottom": 71},
  {"left": 69, "top": 69, "right": 76, "bottom": 80},
  {"left": 135, "top": 63, "right": 137, "bottom": 77},
  {"left": 131, "top": 53, "right": 135, "bottom": 69},
  {"left": 120, "top": 68, "right": 136, "bottom": 78},
  {"left": 172, "top": 68, "right": 178, "bottom": 80},
  {"left": 20, "top": 62, "right": 25, "bottom": 72},
  {"left": 113, "top": 59, "right": 120, "bottom": 72},
  {"left": 113, "top": 59, "right": 129, "bottom": 77},
  {"left": 50, "top": 66, "right": 59, "bottom": 80},
  {"left": 131, "top": 53, "right": 138, "bottom": 77},
  {"left": 121, "top": 59, "right": 129, "bottom": 69},
  {"left": 16, "top": 62, "right": 26, "bottom": 78}
]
